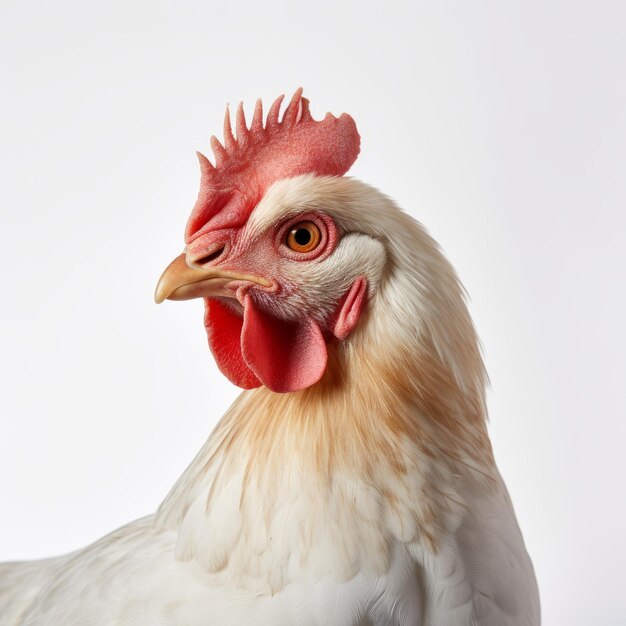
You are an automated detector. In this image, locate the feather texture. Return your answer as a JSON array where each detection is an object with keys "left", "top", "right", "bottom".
[{"left": 0, "top": 176, "right": 539, "bottom": 625}]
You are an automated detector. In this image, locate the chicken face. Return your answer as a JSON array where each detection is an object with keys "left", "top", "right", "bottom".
[
  {"left": 156, "top": 174, "right": 387, "bottom": 393},
  {"left": 154, "top": 91, "right": 389, "bottom": 392}
]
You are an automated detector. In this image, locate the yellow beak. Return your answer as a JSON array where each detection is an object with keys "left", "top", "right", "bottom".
[{"left": 154, "top": 253, "right": 272, "bottom": 304}]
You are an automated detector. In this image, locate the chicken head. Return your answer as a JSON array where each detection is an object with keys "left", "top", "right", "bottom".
[{"left": 155, "top": 90, "right": 384, "bottom": 393}]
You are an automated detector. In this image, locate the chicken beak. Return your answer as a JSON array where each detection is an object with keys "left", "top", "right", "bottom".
[{"left": 154, "top": 253, "right": 271, "bottom": 304}]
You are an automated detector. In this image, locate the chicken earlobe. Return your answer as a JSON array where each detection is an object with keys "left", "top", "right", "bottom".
[{"left": 330, "top": 275, "right": 368, "bottom": 340}]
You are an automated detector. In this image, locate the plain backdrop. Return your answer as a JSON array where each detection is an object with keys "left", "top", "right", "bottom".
[{"left": 1, "top": 1, "right": 625, "bottom": 624}]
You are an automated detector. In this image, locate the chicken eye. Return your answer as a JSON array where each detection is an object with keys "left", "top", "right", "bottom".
[{"left": 286, "top": 221, "right": 321, "bottom": 253}]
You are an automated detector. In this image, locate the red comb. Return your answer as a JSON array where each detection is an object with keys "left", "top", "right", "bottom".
[{"left": 185, "top": 89, "right": 360, "bottom": 242}]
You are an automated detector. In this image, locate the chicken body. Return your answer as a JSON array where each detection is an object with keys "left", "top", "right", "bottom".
[
  {"left": 0, "top": 174, "right": 539, "bottom": 624},
  {"left": 0, "top": 481, "right": 532, "bottom": 625}
]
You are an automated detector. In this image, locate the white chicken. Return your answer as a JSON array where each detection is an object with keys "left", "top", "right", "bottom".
[{"left": 0, "top": 90, "right": 540, "bottom": 625}]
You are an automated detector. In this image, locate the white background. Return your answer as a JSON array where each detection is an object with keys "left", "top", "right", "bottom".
[{"left": 1, "top": 1, "right": 624, "bottom": 624}]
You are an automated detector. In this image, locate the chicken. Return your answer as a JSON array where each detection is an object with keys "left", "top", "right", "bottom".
[{"left": 0, "top": 89, "right": 540, "bottom": 625}]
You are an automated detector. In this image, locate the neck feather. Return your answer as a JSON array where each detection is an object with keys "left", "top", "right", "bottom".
[{"left": 155, "top": 264, "right": 495, "bottom": 591}]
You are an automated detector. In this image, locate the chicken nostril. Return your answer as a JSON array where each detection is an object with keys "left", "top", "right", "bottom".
[{"left": 194, "top": 245, "right": 225, "bottom": 266}]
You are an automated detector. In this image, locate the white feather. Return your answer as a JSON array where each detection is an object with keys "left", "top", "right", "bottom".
[{"left": 0, "top": 175, "right": 539, "bottom": 625}]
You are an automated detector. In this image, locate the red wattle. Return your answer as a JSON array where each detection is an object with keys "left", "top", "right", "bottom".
[
  {"left": 241, "top": 294, "right": 328, "bottom": 393},
  {"left": 204, "top": 299, "right": 261, "bottom": 389}
]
